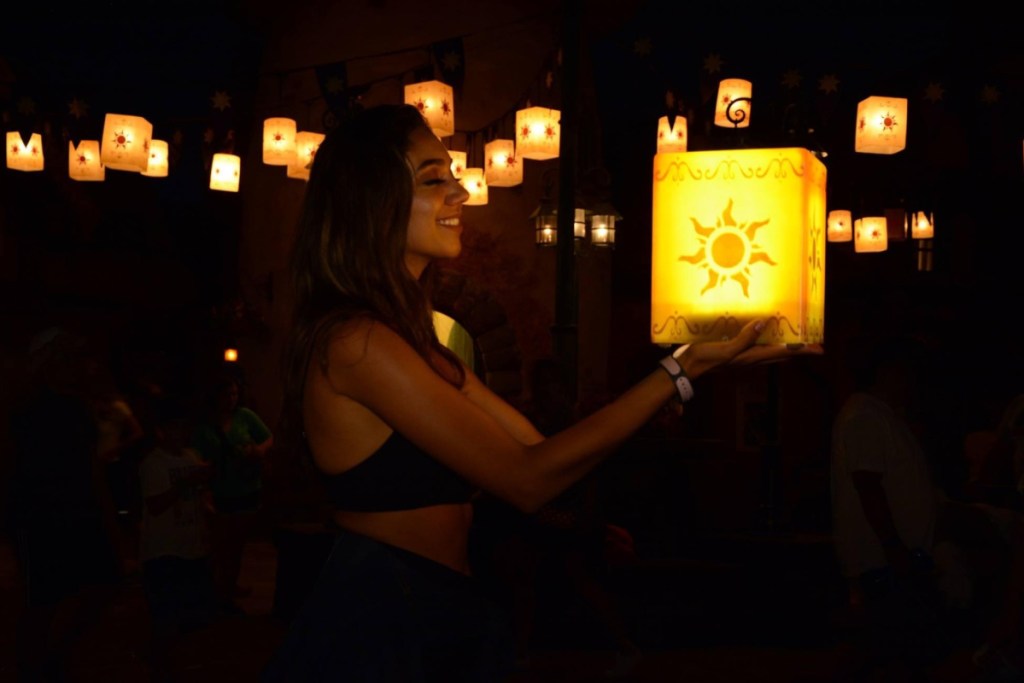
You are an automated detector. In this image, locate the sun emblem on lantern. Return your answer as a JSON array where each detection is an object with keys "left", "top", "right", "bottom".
[
  {"left": 879, "top": 111, "right": 898, "bottom": 132},
  {"left": 506, "top": 156, "right": 517, "bottom": 168},
  {"left": 678, "top": 198, "right": 777, "bottom": 297},
  {"left": 77, "top": 154, "right": 88, "bottom": 165},
  {"left": 415, "top": 98, "right": 427, "bottom": 113},
  {"left": 441, "top": 100, "right": 451, "bottom": 115},
  {"left": 113, "top": 130, "right": 130, "bottom": 149},
  {"left": 544, "top": 124, "right": 556, "bottom": 139}
]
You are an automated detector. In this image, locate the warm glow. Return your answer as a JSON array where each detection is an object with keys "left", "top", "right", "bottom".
[
  {"left": 141, "top": 139, "right": 168, "bottom": 177},
  {"left": 516, "top": 107, "right": 560, "bottom": 160},
  {"left": 484, "top": 139, "right": 522, "bottom": 187},
  {"left": 224, "top": 348, "right": 238, "bottom": 362},
  {"left": 827, "top": 209, "right": 853, "bottom": 242},
  {"left": 656, "top": 116, "right": 687, "bottom": 153},
  {"left": 404, "top": 80, "right": 455, "bottom": 138},
  {"left": 714, "top": 79, "right": 752, "bottom": 128},
  {"left": 287, "top": 131, "right": 325, "bottom": 181},
  {"left": 461, "top": 167, "right": 487, "bottom": 205},
  {"left": 855, "top": 96, "right": 908, "bottom": 154},
  {"left": 854, "top": 216, "right": 888, "bottom": 252},
  {"left": 911, "top": 211, "right": 934, "bottom": 239},
  {"left": 68, "top": 140, "right": 104, "bottom": 181},
  {"left": 100, "top": 113, "right": 153, "bottom": 172},
  {"left": 448, "top": 150, "right": 466, "bottom": 179},
  {"left": 590, "top": 214, "right": 616, "bottom": 246},
  {"left": 263, "top": 117, "right": 297, "bottom": 166},
  {"left": 210, "top": 153, "right": 241, "bottom": 192},
  {"left": 651, "top": 147, "right": 826, "bottom": 345},
  {"left": 6, "top": 132, "right": 44, "bottom": 172}
]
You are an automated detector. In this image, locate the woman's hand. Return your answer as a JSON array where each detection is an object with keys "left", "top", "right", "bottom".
[{"left": 677, "top": 318, "right": 824, "bottom": 380}]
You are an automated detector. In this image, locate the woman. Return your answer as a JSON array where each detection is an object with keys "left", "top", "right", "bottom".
[{"left": 263, "top": 103, "right": 821, "bottom": 682}]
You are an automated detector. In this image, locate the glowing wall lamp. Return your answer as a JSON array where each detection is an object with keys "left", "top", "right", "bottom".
[
  {"left": 462, "top": 167, "right": 488, "bottom": 205},
  {"left": 210, "top": 153, "right": 241, "bottom": 192},
  {"left": 854, "top": 216, "right": 888, "bottom": 252},
  {"left": 404, "top": 80, "right": 454, "bottom": 138},
  {"left": 855, "top": 96, "right": 908, "bottom": 154},
  {"left": 141, "top": 139, "right": 168, "bottom": 178},
  {"left": 68, "top": 140, "right": 104, "bottom": 181},
  {"left": 287, "top": 131, "right": 325, "bottom": 181},
  {"left": 100, "top": 114, "right": 152, "bottom": 172},
  {"left": 656, "top": 116, "right": 687, "bottom": 153},
  {"left": 484, "top": 139, "right": 522, "bottom": 187},
  {"left": 714, "top": 79, "right": 752, "bottom": 128},
  {"left": 516, "top": 107, "right": 560, "bottom": 160},
  {"left": 263, "top": 117, "right": 296, "bottom": 166},
  {"left": 827, "top": 209, "right": 853, "bottom": 242},
  {"left": 651, "top": 147, "right": 826, "bottom": 345}
]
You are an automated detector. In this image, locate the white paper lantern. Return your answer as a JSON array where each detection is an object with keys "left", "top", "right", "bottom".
[
  {"left": 657, "top": 116, "right": 687, "bottom": 153},
  {"left": 827, "top": 209, "right": 853, "bottom": 242},
  {"left": 449, "top": 150, "right": 466, "bottom": 179},
  {"left": 516, "top": 107, "right": 560, "bottom": 160},
  {"left": 854, "top": 216, "right": 888, "bottom": 253},
  {"left": 263, "top": 117, "right": 297, "bottom": 165},
  {"left": 714, "top": 79, "right": 752, "bottom": 128},
  {"left": 855, "top": 96, "right": 908, "bottom": 154},
  {"left": 210, "top": 153, "right": 241, "bottom": 192},
  {"left": 68, "top": 140, "right": 104, "bottom": 181},
  {"left": 141, "top": 139, "right": 168, "bottom": 178},
  {"left": 404, "top": 80, "right": 454, "bottom": 138},
  {"left": 462, "top": 167, "right": 487, "bottom": 205},
  {"left": 910, "top": 211, "right": 934, "bottom": 239},
  {"left": 7, "top": 132, "right": 44, "bottom": 171},
  {"left": 101, "top": 113, "right": 152, "bottom": 172},
  {"left": 287, "top": 131, "right": 325, "bottom": 181},
  {"left": 484, "top": 139, "right": 522, "bottom": 187}
]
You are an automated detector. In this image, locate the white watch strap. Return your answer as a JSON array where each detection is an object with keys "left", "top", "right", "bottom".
[{"left": 659, "top": 354, "right": 695, "bottom": 403}]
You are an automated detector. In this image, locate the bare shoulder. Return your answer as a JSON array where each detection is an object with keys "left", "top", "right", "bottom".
[{"left": 319, "top": 317, "right": 420, "bottom": 393}]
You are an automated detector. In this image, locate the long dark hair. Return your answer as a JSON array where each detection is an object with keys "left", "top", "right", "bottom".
[{"left": 280, "top": 104, "right": 465, "bottom": 454}]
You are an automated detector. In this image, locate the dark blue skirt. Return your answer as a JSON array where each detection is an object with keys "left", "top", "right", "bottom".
[{"left": 262, "top": 528, "right": 515, "bottom": 682}]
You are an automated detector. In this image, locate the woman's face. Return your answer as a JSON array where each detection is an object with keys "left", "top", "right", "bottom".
[{"left": 403, "top": 126, "right": 470, "bottom": 277}]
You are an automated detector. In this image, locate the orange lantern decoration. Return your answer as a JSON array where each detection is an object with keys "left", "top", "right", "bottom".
[
  {"left": 516, "top": 107, "right": 560, "bottom": 160},
  {"left": 910, "top": 211, "right": 934, "bottom": 239},
  {"left": 484, "top": 139, "right": 522, "bottom": 187},
  {"left": 7, "top": 132, "right": 45, "bottom": 171},
  {"left": 714, "top": 79, "right": 752, "bottom": 128},
  {"left": 827, "top": 209, "right": 853, "bottom": 242},
  {"left": 287, "top": 131, "right": 325, "bottom": 181},
  {"left": 100, "top": 114, "right": 152, "bottom": 172},
  {"left": 210, "top": 153, "right": 241, "bottom": 192},
  {"left": 141, "top": 139, "right": 168, "bottom": 178},
  {"left": 461, "top": 167, "right": 487, "bottom": 205},
  {"left": 448, "top": 150, "right": 466, "bottom": 179},
  {"left": 854, "top": 216, "right": 888, "bottom": 252},
  {"left": 651, "top": 147, "right": 826, "bottom": 345},
  {"left": 855, "top": 96, "right": 908, "bottom": 154},
  {"left": 404, "top": 80, "right": 454, "bottom": 138},
  {"left": 263, "top": 117, "right": 297, "bottom": 166},
  {"left": 657, "top": 116, "right": 687, "bottom": 153},
  {"left": 68, "top": 140, "right": 104, "bottom": 181}
]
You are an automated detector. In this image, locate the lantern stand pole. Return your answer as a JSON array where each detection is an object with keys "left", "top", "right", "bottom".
[{"left": 553, "top": 0, "right": 581, "bottom": 404}]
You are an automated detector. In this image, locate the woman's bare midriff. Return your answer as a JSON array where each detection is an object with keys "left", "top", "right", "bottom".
[{"left": 332, "top": 503, "right": 475, "bottom": 576}]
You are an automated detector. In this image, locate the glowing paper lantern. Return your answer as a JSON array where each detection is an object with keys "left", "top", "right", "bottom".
[
  {"left": 855, "top": 96, "right": 908, "bottom": 154},
  {"left": 263, "top": 117, "right": 297, "bottom": 165},
  {"left": 657, "top": 116, "right": 687, "bottom": 153},
  {"left": 68, "top": 140, "right": 104, "bottom": 181},
  {"left": 449, "top": 150, "right": 466, "bottom": 179},
  {"left": 827, "top": 209, "right": 853, "bottom": 242},
  {"left": 287, "top": 131, "right": 325, "bottom": 181},
  {"left": 100, "top": 114, "right": 152, "bottom": 171},
  {"left": 210, "top": 153, "right": 241, "bottom": 192},
  {"left": 854, "top": 216, "right": 888, "bottom": 252},
  {"left": 714, "top": 79, "right": 752, "bottom": 128},
  {"left": 404, "top": 80, "right": 454, "bottom": 138},
  {"left": 484, "top": 139, "right": 522, "bottom": 187},
  {"left": 462, "top": 167, "right": 487, "bottom": 205},
  {"left": 651, "top": 147, "right": 826, "bottom": 345},
  {"left": 141, "top": 139, "right": 168, "bottom": 178},
  {"left": 910, "top": 211, "right": 934, "bottom": 239},
  {"left": 6, "top": 132, "right": 44, "bottom": 171},
  {"left": 516, "top": 107, "right": 560, "bottom": 160}
]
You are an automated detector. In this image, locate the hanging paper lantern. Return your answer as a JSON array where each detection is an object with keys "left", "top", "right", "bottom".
[
  {"left": 910, "top": 211, "right": 934, "bottom": 239},
  {"left": 461, "top": 167, "right": 487, "bottom": 205},
  {"left": 448, "top": 150, "right": 466, "bottom": 179},
  {"left": 100, "top": 113, "right": 153, "bottom": 172},
  {"left": 651, "top": 147, "right": 826, "bottom": 345},
  {"left": 287, "top": 131, "right": 325, "bottom": 181},
  {"left": 854, "top": 216, "right": 888, "bottom": 252},
  {"left": 210, "top": 153, "right": 241, "bottom": 192},
  {"left": 657, "top": 116, "right": 687, "bottom": 153},
  {"left": 263, "top": 117, "right": 297, "bottom": 165},
  {"left": 827, "top": 209, "right": 853, "bottom": 242},
  {"left": 854, "top": 96, "right": 908, "bottom": 154},
  {"left": 141, "top": 139, "right": 168, "bottom": 178},
  {"left": 484, "top": 139, "right": 522, "bottom": 187},
  {"left": 404, "top": 80, "right": 454, "bottom": 138},
  {"left": 714, "top": 79, "right": 753, "bottom": 128},
  {"left": 67, "top": 140, "right": 104, "bottom": 181},
  {"left": 7, "top": 132, "right": 45, "bottom": 171},
  {"left": 516, "top": 107, "right": 560, "bottom": 160}
]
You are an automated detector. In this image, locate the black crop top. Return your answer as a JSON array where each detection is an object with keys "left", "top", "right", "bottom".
[{"left": 320, "top": 429, "right": 476, "bottom": 511}]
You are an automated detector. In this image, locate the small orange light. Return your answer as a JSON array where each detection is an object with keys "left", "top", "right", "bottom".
[{"left": 224, "top": 348, "right": 238, "bottom": 362}]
